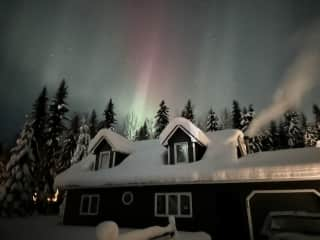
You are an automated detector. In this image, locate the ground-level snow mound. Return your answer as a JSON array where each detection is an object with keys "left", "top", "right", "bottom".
[
  {"left": 96, "top": 221, "right": 119, "bottom": 240},
  {"left": 95, "top": 220, "right": 211, "bottom": 240}
]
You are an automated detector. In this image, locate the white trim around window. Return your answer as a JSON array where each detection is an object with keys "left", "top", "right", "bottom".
[
  {"left": 98, "top": 151, "right": 112, "bottom": 169},
  {"left": 122, "top": 191, "right": 134, "bottom": 205},
  {"left": 192, "top": 142, "right": 196, "bottom": 162},
  {"left": 173, "top": 142, "right": 189, "bottom": 164},
  {"left": 154, "top": 192, "right": 192, "bottom": 218},
  {"left": 79, "top": 194, "right": 100, "bottom": 216}
]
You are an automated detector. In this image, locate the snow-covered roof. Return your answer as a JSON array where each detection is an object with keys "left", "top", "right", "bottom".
[
  {"left": 159, "top": 117, "right": 210, "bottom": 146},
  {"left": 54, "top": 127, "right": 320, "bottom": 189},
  {"left": 89, "top": 128, "right": 133, "bottom": 154}
]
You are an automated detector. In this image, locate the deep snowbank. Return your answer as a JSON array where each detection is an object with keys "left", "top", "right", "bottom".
[{"left": 0, "top": 216, "right": 211, "bottom": 240}]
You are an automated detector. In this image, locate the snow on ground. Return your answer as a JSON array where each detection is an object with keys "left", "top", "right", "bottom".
[{"left": 0, "top": 215, "right": 210, "bottom": 240}]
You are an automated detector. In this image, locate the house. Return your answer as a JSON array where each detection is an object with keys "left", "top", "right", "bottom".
[{"left": 55, "top": 117, "right": 320, "bottom": 240}]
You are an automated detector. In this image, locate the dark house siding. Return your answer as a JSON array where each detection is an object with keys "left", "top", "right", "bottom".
[
  {"left": 167, "top": 128, "right": 206, "bottom": 164},
  {"left": 114, "top": 152, "right": 128, "bottom": 167},
  {"left": 63, "top": 180, "right": 320, "bottom": 240}
]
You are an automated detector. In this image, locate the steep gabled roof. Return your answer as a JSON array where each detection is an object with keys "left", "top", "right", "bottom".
[
  {"left": 88, "top": 128, "right": 133, "bottom": 154},
  {"left": 159, "top": 117, "right": 210, "bottom": 146}
]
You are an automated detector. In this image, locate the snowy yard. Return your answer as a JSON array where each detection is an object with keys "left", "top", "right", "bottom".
[{"left": 0, "top": 215, "right": 211, "bottom": 240}]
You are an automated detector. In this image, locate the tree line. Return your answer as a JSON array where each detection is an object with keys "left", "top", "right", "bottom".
[{"left": 1, "top": 79, "right": 320, "bottom": 217}]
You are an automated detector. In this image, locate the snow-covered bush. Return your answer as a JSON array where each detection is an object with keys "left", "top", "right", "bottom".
[
  {"left": 0, "top": 120, "right": 35, "bottom": 216},
  {"left": 70, "top": 123, "right": 90, "bottom": 165}
]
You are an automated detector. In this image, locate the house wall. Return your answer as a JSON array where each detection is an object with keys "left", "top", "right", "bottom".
[
  {"left": 167, "top": 128, "right": 206, "bottom": 164},
  {"left": 63, "top": 180, "right": 320, "bottom": 240}
]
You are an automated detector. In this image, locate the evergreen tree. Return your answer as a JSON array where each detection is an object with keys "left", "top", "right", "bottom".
[
  {"left": 31, "top": 87, "right": 48, "bottom": 145},
  {"left": 135, "top": 121, "right": 150, "bottom": 141},
  {"left": 232, "top": 100, "right": 242, "bottom": 129},
  {"left": 240, "top": 104, "right": 255, "bottom": 132},
  {"left": 300, "top": 113, "right": 307, "bottom": 147},
  {"left": 0, "top": 159, "right": 7, "bottom": 186},
  {"left": 313, "top": 104, "right": 320, "bottom": 139},
  {"left": 206, "top": 108, "right": 219, "bottom": 132},
  {"left": 71, "top": 121, "right": 91, "bottom": 165},
  {"left": 246, "top": 135, "right": 264, "bottom": 153},
  {"left": 154, "top": 100, "right": 169, "bottom": 138},
  {"left": 89, "top": 110, "right": 98, "bottom": 138},
  {"left": 269, "top": 121, "right": 279, "bottom": 150},
  {"left": 30, "top": 87, "right": 49, "bottom": 210},
  {"left": 283, "top": 111, "right": 304, "bottom": 148},
  {"left": 220, "top": 108, "right": 232, "bottom": 129},
  {"left": 181, "top": 99, "right": 195, "bottom": 122},
  {"left": 278, "top": 120, "right": 288, "bottom": 149},
  {"left": 70, "top": 114, "right": 80, "bottom": 138},
  {"left": 101, "top": 98, "right": 116, "bottom": 130},
  {"left": 304, "top": 125, "right": 318, "bottom": 147},
  {"left": 0, "top": 120, "right": 35, "bottom": 216},
  {"left": 58, "top": 113, "right": 80, "bottom": 172},
  {"left": 46, "top": 79, "right": 69, "bottom": 197}
]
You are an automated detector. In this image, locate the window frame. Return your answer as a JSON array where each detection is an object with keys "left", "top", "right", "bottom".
[
  {"left": 173, "top": 142, "right": 189, "bottom": 164},
  {"left": 122, "top": 191, "right": 134, "bottom": 205},
  {"left": 98, "top": 151, "right": 112, "bottom": 169},
  {"left": 79, "top": 194, "right": 100, "bottom": 216},
  {"left": 154, "top": 192, "right": 192, "bottom": 218}
]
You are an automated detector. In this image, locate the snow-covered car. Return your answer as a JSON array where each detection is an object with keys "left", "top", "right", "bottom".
[{"left": 261, "top": 211, "right": 320, "bottom": 240}]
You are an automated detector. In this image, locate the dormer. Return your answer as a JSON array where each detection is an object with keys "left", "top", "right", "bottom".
[
  {"left": 159, "top": 117, "right": 210, "bottom": 165},
  {"left": 88, "top": 129, "right": 133, "bottom": 170}
]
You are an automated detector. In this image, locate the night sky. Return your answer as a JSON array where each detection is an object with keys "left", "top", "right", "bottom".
[{"left": 1, "top": 0, "right": 320, "bottom": 143}]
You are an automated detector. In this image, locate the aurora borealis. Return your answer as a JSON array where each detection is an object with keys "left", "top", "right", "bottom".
[{"left": 1, "top": 0, "right": 320, "bottom": 142}]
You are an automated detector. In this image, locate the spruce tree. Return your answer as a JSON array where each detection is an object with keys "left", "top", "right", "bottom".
[
  {"left": 300, "top": 113, "right": 307, "bottom": 147},
  {"left": 304, "top": 125, "right": 318, "bottom": 147},
  {"left": 135, "top": 121, "right": 150, "bottom": 141},
  {"left": 0, "top": 120, "right": 35, "bottom": 216},
  {"left": 30, "top": 87, "right": 48, "bottom": 210},
  {"left": 283, "top": 111, "right": 303, "bottom": 148},
  {"left": 181, "top": 99, "right": 194, "bottom": 122},
  {"left": 278, "top": 120, "right": 288, "bottom": 149},
  {"left": 154, "top": 100, "right": 169, "bottom": 138},
  {"left": 206, "top": 108, "right": 219, "bottom": 132},
  {"left": 46, "top": 79, "right": 69, "bottom": 197},
  {"left": 313, "top": 104, "right": 320, "bottom": 139},
  {"left": 89, "top": 110, "right": 98, "bottom": 138},
  {"left": 240, "top": 105, "right": 255, "bottom": 132},
  {"left": 232, "top": 100, "right": 242, "bottom": 129},
  {"left": 102, "top": 98, "right": 116, "bottom": 130},
  {"left": 220, "top": 108, "right": 232, "bottom": 129},
  {"left": 269, "top": 121, "right": 279, "bottom": 150},
  {"left": 31, "top": 87, "right": 48, "bottom": 145},
  {"left": 70, "top": 114, "right": 80, "bottom": 138},
  {"left": 58, "top": 113, "right": 80, "bottom": 172}
]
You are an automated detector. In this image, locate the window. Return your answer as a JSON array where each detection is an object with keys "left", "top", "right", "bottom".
[
  {"left": 122, "top": 191, "right": 134, "bottom": 205},
  {"left": 98, "top": 151, "right": 111, "bottom": 169},
  {"left": 80, "top": 194, "right": 100, "bottom": 215},
  {"left": 155, "top": 192, "right": 192, "bottom": 218},
  {"left": 174, "top": 142, "right": 189, "bottom": 164}
]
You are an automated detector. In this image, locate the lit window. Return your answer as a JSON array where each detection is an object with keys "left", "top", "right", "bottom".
[
  {"left": 80, "top": 194, "right": 100, "bottom": 215},
  {"left": 99, "top": 151, "right": 111, "bottom": 169},
  {"left": 155, "top": 192, "right": 192, "bottom": 218},
  {"left": 174, "top": 142, "right": 189, "bottom": 164}
]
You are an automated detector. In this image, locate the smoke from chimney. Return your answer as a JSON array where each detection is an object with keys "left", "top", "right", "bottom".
[{"left": 247, "top": 27, "right": 320, "bottom": 137}]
